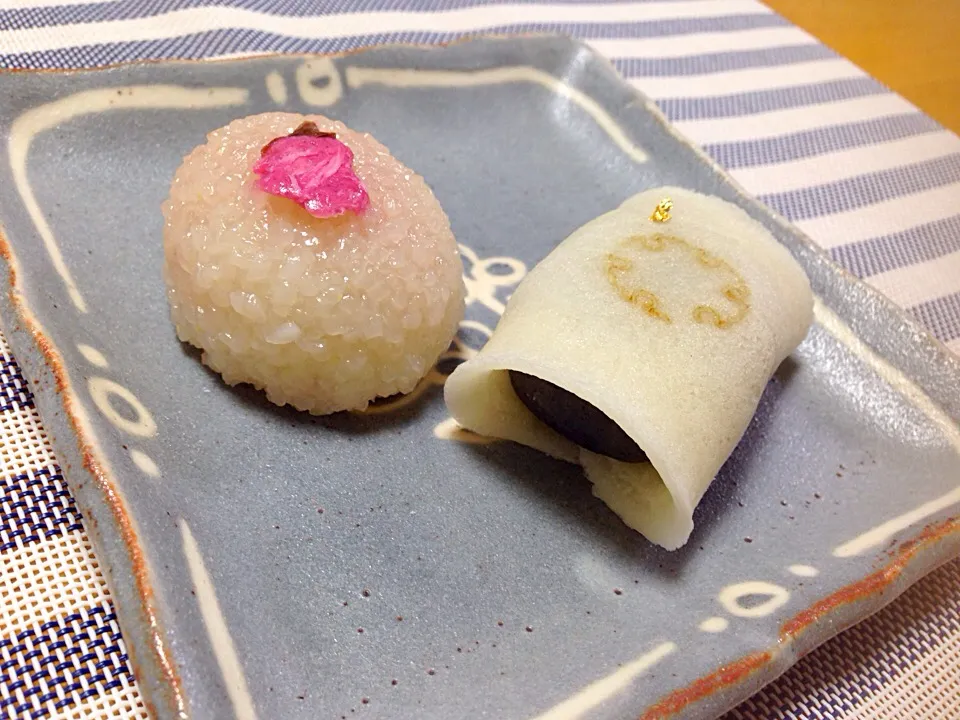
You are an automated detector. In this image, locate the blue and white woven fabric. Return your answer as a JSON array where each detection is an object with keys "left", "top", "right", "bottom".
[{"left": 1, "top": 2, "right": 959, "bottom": 719}]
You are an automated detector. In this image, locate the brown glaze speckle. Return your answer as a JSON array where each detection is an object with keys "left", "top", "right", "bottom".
[
  {"left": 0, "top": 229, "right": 184, "bottom": 719},
  {"left": 781, "top": 517, "right": 960, "bottom": 641},
  {"left": 634, "top": 518, "right": 959, "bottom": 720},
  {"left": 639, "top": 652, "right": 771, "bottom": 720}
]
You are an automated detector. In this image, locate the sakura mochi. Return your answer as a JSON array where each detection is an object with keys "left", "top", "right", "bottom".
[{"left": 162, "top": 112, "right": 465, "bottom": 414}]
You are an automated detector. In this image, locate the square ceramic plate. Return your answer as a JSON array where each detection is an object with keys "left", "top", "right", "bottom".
[{"left": 0, "top": 36, "right": 958, "bottom": 720}]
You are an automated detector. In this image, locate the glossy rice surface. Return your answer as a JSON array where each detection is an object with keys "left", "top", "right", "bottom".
[{"left": 163, "top": 112, "right": 465, "bottom": 414}]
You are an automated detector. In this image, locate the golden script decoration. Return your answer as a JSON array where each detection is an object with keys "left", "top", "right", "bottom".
[{"left": 606, "top": 233, "right": 751, "bottom": 328}]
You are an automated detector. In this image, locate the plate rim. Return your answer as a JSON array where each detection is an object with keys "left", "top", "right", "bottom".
[{"left": 0, "top": 33, "right": 958, "bottom": 720}]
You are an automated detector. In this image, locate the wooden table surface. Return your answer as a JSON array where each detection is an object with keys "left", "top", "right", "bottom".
[{"left": 764, "top": 0, "right": 960, "bottom": 134}]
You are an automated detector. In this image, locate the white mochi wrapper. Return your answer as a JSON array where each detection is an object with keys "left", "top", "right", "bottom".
[{"left": 444, "top": 187, "right": 813, "bottom": 550}]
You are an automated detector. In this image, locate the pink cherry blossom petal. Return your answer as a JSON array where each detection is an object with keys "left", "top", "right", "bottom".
[{"left": 252, "top": 123, "right": 369, "bottom": 218}]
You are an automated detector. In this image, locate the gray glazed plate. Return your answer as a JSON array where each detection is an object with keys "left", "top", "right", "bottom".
[{"left": 0, "top": 35, "right": 959, "bottom": 720}]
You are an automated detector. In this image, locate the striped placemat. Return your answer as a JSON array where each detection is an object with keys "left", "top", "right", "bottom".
[{"left": 1, "top": 1, "right": 958, "bottom": 718}]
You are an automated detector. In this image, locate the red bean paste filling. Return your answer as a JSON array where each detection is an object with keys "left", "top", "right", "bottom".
[{"left": 508, "top": 371, "right": 648, "bottom": 463}]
